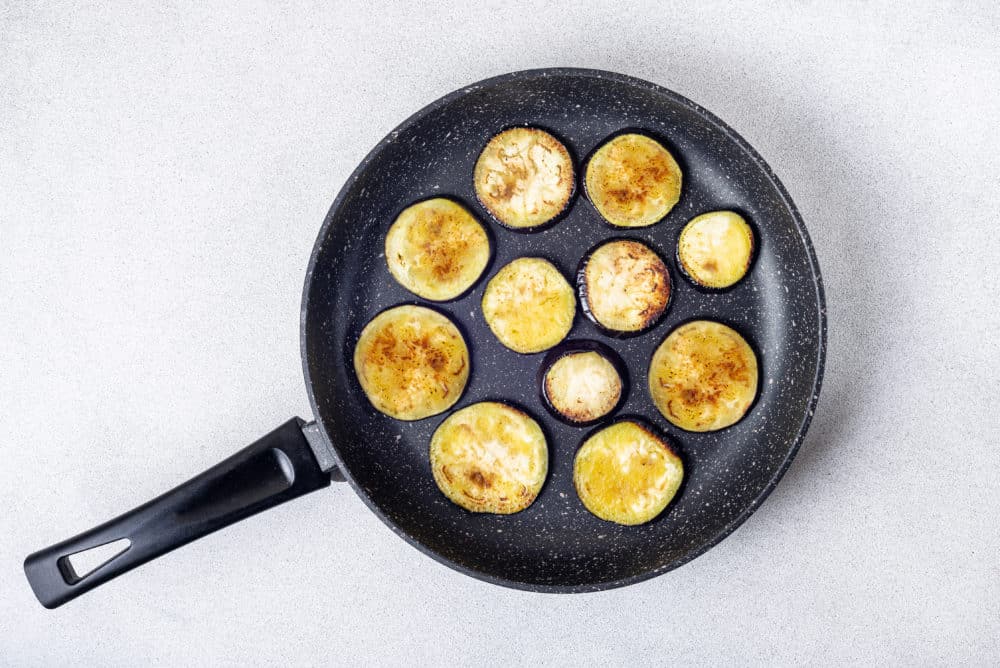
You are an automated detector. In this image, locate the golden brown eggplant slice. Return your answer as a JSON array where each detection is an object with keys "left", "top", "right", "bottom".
[
  {"left": 578, "top": 239, "right": 671, "bottom": 335},
  {"left": 430, "top": 401, "right": 548, "bottom": 514},
  {"left": 648, "top": 320, "right": 758, "bottom": 432},
  {"left": 353, "top": 305, "right": 469, "bottom": 421},
  {"left": 473, "top": 127, "right": 574, "bottom": 230},
  {"left": 584, "top": 133, "right": 682, "bottom": 228},
  {"left": 541, "top": 342, "right": 624, "bottom": 424},
  {"left": 573, "top": 420, "right": 684, "bottom": 525},
  {"left": 482, "top": 257, "right": 575, "bottom": 353},
  {"left": 677, "top": 210, "right": 754, "bottom": 289},
  {"left": 385, "top": 198, "right": 491, "bottom": 301}
]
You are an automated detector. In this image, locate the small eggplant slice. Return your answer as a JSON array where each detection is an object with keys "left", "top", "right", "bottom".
[
  {"left": 677, "top": 210, "right": 754, "bottom": 289},
  {"left": 541, "top": 343, "right": 624, "bottom": 424},
  {"left": 482, "top": 257, "right": 575, "bottom": 353},
  {"left": 584, "top": 133, "right": 682, "bottom": 228},
  {"left": 578, "top": 239, "right": 671, "bottom": 335},
  {"left": 648, "top": 320, "right": 758, "bottom": 432},
  {"left": 430, "top": 401, "right": 548, "bottom": 514},
  {"left": 353, "top": 305, "right": 469, "bottom": 421},
  {"left": 573, "top": 420, "right": 684, "bottom": 525},
  {"left": 473, "top": 127, "right": 575, "bottom": 230},
  {"left": 385, "top": 198, "right": 490, "bottom": 301}
]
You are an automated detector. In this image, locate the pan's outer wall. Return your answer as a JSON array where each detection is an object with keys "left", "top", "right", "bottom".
[{"left": 301, "top": 69, "right": 826, "bottom": 592}]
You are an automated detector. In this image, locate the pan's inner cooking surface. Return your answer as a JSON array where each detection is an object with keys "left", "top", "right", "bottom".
[{"left": 304, "top": 72, "right": 823, "bottom": 589}]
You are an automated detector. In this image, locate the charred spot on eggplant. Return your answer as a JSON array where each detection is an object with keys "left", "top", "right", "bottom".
[
  {"left": 584, "top": 133, "right": 682, "bottom": 228},
  {"left": 482, "top": 257, "right": 575, "bottom": 354},
  {"left": 353, "top": 305, "right": 469, "bottom": 421},
  {"left": 677, "top": 210, "right": 754, "bottom": 289},
  {"left": 649, "top": 320, "right": 758, "bottom": 432},
  {"left": 385, "top": 198, "right": 491, "bottom": 301},
  {"left": 577, "top": 239, "right": 671, "bottom": 335},
  {"left": 539, "top": 340, "right": 625, "bottom": 425},
  {"left": 430, "top": 401, "right": 548, "bottom": 514},
  {"left": 573, "top": 420, "right": 684, "bottom": 525},
  {"left": 473, "top": 127, "right": 575, "bottom": 230}
]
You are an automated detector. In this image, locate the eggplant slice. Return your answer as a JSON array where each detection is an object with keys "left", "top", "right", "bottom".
[
  {"left": 584, "top": 133, "right": 682, "bottom": 228},
  {"left": 648, "top": 320, "right": 758, "bottom": 432},
  {"left": 430, "top": 401, "right": 548, "bottom": 514},
  {"left": 385, "top": 198, "right": 491, "bottom": 301},
  {"left": 353, "top": 305, "right": 470, "bottom": 421},
  {"left": 473, "top": 127, "right": 575, "bottom": 230},
  {"left": 541, "top": 344, "right": 624, "bottom": 424},
  {"left": 677, "top": 210, "right": 754, "bottom": 289},
  {"left": 578, "top": 239, "right": 671, "bottom": 335},
  {"left": 482, "top": 257, "right": 575, "bottom": 353},
  {"left": 573, "top": 420, "right": 684, "bottom": 526}
]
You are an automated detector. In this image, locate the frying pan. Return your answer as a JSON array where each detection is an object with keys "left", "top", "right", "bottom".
[{"left": 24, "top": 68, "right": 826, "bottom": 608}]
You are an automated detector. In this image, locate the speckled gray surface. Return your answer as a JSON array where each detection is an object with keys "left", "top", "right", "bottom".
[
  {"left": 2, "top": 1, "right": 999, "bottom": 665},
  {"left": 303, "top": 68, "right": 824, "bottom": 591}
]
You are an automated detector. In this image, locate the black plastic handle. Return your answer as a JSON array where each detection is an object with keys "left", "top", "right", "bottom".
[{"left": 24, "top": 418, "right": 332, "bottom": 608}]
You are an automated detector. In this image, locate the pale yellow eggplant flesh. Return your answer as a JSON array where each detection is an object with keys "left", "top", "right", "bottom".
[
  {"left": 577, "top": 239, "right": 671, "bottom": 335},
  {"left": 573, "top": 420, "right": 684, "bottom": 525},
  {"left": 584, "top": 133, "right": 682, "bottom": 228},
  {"left": 430, "top": 401, "right": 548, "bottom": 514},
  {"left": 473, "top": 127, "right": 575, "bottom": 230},
  {"left": 482, "top": 257, "right": 576, "bottom": 353},
  {"left": 648, "top": 320, "right": 758, "bottom": 432},
  {"left": 353, "top": 305, "right": 470, "bottom": 421}
]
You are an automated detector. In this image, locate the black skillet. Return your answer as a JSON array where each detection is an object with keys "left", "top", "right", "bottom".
[{"left": 24, "top": 68, "right": 826, "bottom": 608}]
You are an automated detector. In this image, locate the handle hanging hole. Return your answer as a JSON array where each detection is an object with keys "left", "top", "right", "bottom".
[{"left": 58, "top": 538, "right": 132, "bottom": 584}]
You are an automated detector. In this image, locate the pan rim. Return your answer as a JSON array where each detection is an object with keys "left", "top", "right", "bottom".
[{"left": 301, "top": 67, "right": 827, "bottom": 593}]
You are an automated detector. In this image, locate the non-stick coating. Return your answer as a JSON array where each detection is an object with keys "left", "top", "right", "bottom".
[{"left": 302, "top": 69, "right": 825, "bottom": 592}]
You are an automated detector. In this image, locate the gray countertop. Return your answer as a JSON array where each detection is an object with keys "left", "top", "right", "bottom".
[{"left": 2, "top": 1, "right": 998, "bottom": 665}]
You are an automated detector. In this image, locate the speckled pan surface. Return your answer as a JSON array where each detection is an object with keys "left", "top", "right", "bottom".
[{"left": 302, "top": 68, "right": 826, "bottom": 592}]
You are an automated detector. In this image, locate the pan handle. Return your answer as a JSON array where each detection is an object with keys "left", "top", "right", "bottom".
[{"left": 24, "top": 417, "right": 332, "bottom": 609}]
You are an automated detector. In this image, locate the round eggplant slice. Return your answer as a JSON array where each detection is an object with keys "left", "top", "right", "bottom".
[
  {"left": 573, "top": 420, "right": 684, "bottom": 526},
  {"left": 482, "top": 257, "right": 575, "bottom": 354},
  {"left": 584, "top": 133, "right": 682, "bottom": 228},
  {"left": 385, "top": 198, "right": 491, "bottom": 301},
  {"left": 541, "top": 343, "right": 624, "bottom": 424},
  {"left": 677, "top": 210, "right": 754, "bottom": 289},
  {"left": 473, "top": 127, "right": 575, "bottom": 230},
  {"left": 649, "top": 320, "right": 758, "bottom": 432},
  {"left": 578, "top": 239, "right": 671, "bottom": 335},
  {"left": 430, "top": 401, "right": 548, "bottom": 514},
  {"left": 353, "top": 305, "right": 469, "bottom": 421}
]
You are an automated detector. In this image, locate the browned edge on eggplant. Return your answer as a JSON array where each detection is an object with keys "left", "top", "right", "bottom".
[
  {"left": 472, "top": 126, "right": 577, "bottom": 232},
  {"left": 576, "top": 237, "right": 673, "bottom": 337},
  {"left": 537, "top": 339, "right": 629, "bottom": 426}
]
